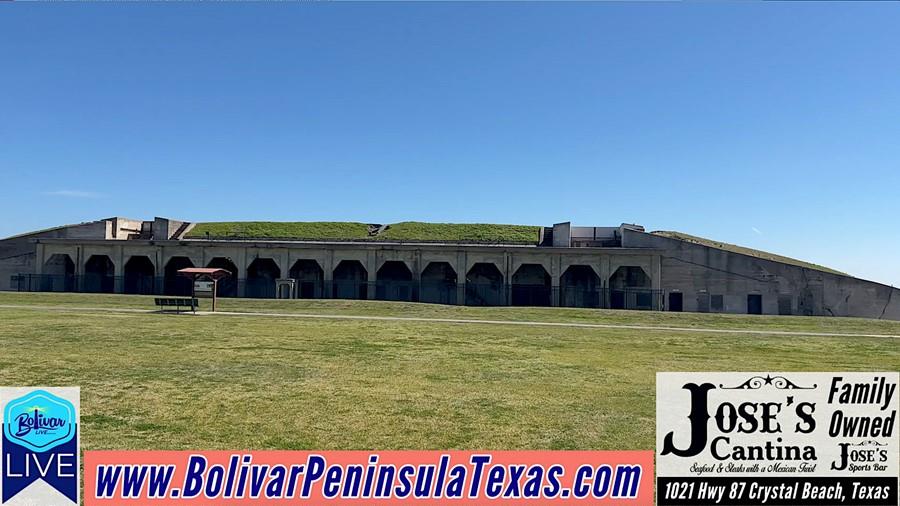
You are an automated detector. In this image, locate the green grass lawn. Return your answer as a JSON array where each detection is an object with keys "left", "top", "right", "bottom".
[
  {"left": 186, "top": 221, "right": 541, "bottom": 243},
  {"left": 0, "top": 292, "right": 896, "bottom": 452},
  {"left": 186, "top": 221, "right": 372, "bottom": 241},
  {"left": 379, "top": 222, "right": 540, "bottom": 243}
]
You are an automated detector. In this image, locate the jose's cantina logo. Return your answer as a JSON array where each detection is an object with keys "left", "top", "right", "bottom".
[{"left": 661, "top": 375, "right": 896, "bottom": 471}]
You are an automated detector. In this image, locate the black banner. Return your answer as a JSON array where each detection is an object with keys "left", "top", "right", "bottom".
[{"left": 657, "top": 477, "right": 898, "bottom": 506}]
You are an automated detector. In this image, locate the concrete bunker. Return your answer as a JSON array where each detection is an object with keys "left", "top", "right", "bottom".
[
  {"left": 376, "top": 261, "right": 414, "bottom": 301},
  {"left": 206, "top": 257, "right": 239, "bottom": 297},
  {"left": 420, "top": 262, "right": 457, "bottom": 305},
  {"left": 246, "top": 258, "right": 281, "bottom": 298},
  {"left": 41, "top": 254, "right": 75, "bottom": 292},
  {"left": 609, "top": 266, "right": 652, "bottom": 310},
  {"left": 164, "top": 256, "right": 194, "bottom": 295},
  {"left": 290, "top": 259, "right": 324, "bottom": 299},
  {"left": 123, "top": 256, "right": 155, "bottom": 294},
  {"left": 333, "top": 260, "right": 367, "bottom": 300},
  {"left": 560, "top": 265, "right": 600, "bottom": 308},
  {"left": 511, "top": 263, "right": 552, "bottom": 306},
  {"left": 465, "top": 263, "right": 505, "bottom": 306},
  {"left": 84, "top": 255, "right": 115, "bottom": 293}
]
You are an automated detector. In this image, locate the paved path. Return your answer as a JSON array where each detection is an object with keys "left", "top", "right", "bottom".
[{"left": 1, "top": 303, "right": 898, "bottom": 339}]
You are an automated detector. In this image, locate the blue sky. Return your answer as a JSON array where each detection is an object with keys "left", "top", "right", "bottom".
[{"left": 1, "top": 3, "right": 898, "bottom": 286}]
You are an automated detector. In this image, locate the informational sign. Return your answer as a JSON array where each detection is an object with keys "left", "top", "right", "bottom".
[
  {"left": 657, "top": 372, "right": 898, "bottom": 505},
  {"left": 193, "top": 281, "right": 214, "bottom": 297}
]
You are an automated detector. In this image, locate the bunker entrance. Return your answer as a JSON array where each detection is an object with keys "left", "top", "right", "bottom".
[
  {"left": 84, "top": 255, "right": 115, "bottom": 293},
  {"left": 609, "top": 266, "right": 652, "bottom": 310},
  {"left": 560, "top": 265, "right": 600, "bottom": 308},
  {"left": 376, "top": 261, "right": 414, "bottom": 302},
  {"left": 333, "top": 260, "right": 368, "bottom": 300},
  {"left": 164, "top": 257, "right": 195, "bottom": 295},
  {"left": 668, "top": 292, "right": 683, "bottom": 312},
  {"left": 246, "top": 258, "right": 281, "bottom": 298},
  {"left": 420, "top": 262, "right": 457, "bottom": 305},
  {"left": 206, "top": 258, "right": 239, "bottom": 297},
  {"left": 465, "top": 263, "right": 504, "bottom": 306},
  {"left": 511, "top": 264, "right": 552, "bottom": 307},
  {"left": 290, "top": 260, "right": 324, "bottom": 299},
  {"left": 747, "top": 294, "right": 763, "bottom": 315},
  {"left": 42, "top": 254, "right": 75, "bottom": 292},
  {"left": 124, "top": 256, "right": 155, "bottom": 294}
]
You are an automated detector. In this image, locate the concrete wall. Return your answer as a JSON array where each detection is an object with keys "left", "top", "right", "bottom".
[
  {"left": 5, "top": 222, "right": 898, "bottom": 320},
  {"left": 0, "top": 220, "right": 118, "bottom": 290},
  {"left": 27, "top": 238, "right": 661, "bottom": 302},
  {"left": 621, "top": 229, "right": 900, "bottom": 319}
]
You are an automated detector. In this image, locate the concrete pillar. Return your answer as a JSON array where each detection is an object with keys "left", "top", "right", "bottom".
[
  {"left": 276, "top": 250, "right": 289, "bottom": 280},
  {"left": 550, "top": 254, "right": 561, "bottom": 307},
  {"left": 412, "top": 251, "right": 422, "bottom": 302},
  {"left": 323, "top": 251, "right": 334, "bottom": 299},
  {"left": 75, "top": 246, "right": 84, "bottom": 276},
  {"left": 651, "top": 254, "right": 662, "bottom": 290},
  {"left": 504, "top": 252, "right": 512, "bottom": 306},
  {"left": 599, "top": 256, "right": 610, "bottom": 289},
  {"left": 237, "top": 249, "right": 248, "bottom": 298},
  {"left": 35, "top": 243, "right": 45, "bottom": 275},
  {"left": 155, "top": 248, "right": 164, "bottom": 294},
  {"left": 366, "top": 250, "right": 377, "bottom": 300},
  {"left": 456, "top": 250, "right": 467, "bottom": 305},
  {"left": 114, "top": 245, "right": 125, "bottom": 293}
]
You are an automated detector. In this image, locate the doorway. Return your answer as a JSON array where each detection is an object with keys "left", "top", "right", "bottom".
[
  {"left": 747, "top": 294, "right": 762, "bottom": 315},
  {"left": 668, "top": 292, "right": 683, "bottom": 312}
]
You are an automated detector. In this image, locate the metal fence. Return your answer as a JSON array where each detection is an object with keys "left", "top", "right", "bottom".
[{"left": 10, "top": 274, "right": 662, "bottom": 310}]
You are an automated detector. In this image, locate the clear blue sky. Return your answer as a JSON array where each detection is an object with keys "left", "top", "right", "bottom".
[{"left": 1, "top": 3, "right": 898, "bottom": 286}]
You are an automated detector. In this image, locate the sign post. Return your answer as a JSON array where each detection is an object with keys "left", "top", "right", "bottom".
[
  {"left": 177, "top": 268, "right": 231, "bottom": 313},
  {"left": 193, "top": 279, "right": 217, "bottom": 311}
]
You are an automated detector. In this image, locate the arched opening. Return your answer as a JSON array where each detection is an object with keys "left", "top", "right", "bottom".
[
  {"left": 206, "top": 257, "right": 239, "bottom": 297},
  {"left": 560, "top": 265, "right": 600, "bottom": 308},
  {"left": 420, "top": 262, "right": 457, "bottom": 305},
  {"left": 332, "top": 260, "right": 368, "bottom": 300},
  {"left": 246, "top": 258, "right": 281, "bottom": 298},
  {"left": 511, "top": 263, "right": 552, "bottom": 306},
  {"left": 42, "top": 254, "right": 75, "bottom": 292},
  {"left": 123, "top": 256, "right": 155, "bottom": 294},
  {"left": 376, "top": 261, "right": 414, "bottom": 302},
  {"left": 290, "top": 260, "right": 324, "bottom": 299},
  {"left": 84, "top": 255, "right": 115, "bottom": 293},
  {"left": 609, "top": 266, "right": 652, "bottom": 310},
  {"left": 465, "top": 263, "right": 504, "bottom": 306},
  {"left": 164, "top": 256, "right": 194, "bottom": 295}
]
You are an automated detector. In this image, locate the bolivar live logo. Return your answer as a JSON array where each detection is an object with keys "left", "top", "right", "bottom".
[{"left": 1, "top": 387, "right": 80, "bottom": 505}]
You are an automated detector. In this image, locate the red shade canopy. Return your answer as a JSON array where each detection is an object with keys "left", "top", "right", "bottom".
[{"left": 176, "top": 267, "right": 231, "bottom": 280}]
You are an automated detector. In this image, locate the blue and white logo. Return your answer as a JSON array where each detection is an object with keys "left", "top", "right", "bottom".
[
  {"left": 3, "top": 390, "right": 75, "bottom": 453},
  {"left": 1, "top": 387, "right": 79, "bottom": 505}
]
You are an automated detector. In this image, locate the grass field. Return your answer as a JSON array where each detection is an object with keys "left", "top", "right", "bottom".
[
  {"left": 186, "top": 221, "right": 541, "bottom": 243},
  {"left": 0, "top": 292, "right": 897, "bottom": 453}
]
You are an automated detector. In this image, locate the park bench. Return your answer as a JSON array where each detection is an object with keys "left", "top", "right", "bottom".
[{"left": 154, "top": 297, "right": 199, "bottom": 313}]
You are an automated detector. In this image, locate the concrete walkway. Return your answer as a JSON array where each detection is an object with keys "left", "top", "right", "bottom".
[{"left": 1, "top": 303, "right": 898, "bottom": 339}]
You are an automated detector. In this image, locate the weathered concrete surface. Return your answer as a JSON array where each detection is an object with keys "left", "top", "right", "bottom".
[
  {"left": 3, "top": 217, "right": 898, "bottom": 320},
  {"left": 621, "top": 228, "right": 900, "bottom": 320}
]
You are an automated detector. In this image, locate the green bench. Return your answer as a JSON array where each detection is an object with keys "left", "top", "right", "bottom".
[{"left": 154, "top": 297, "right": 199, "bottom": 313}]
